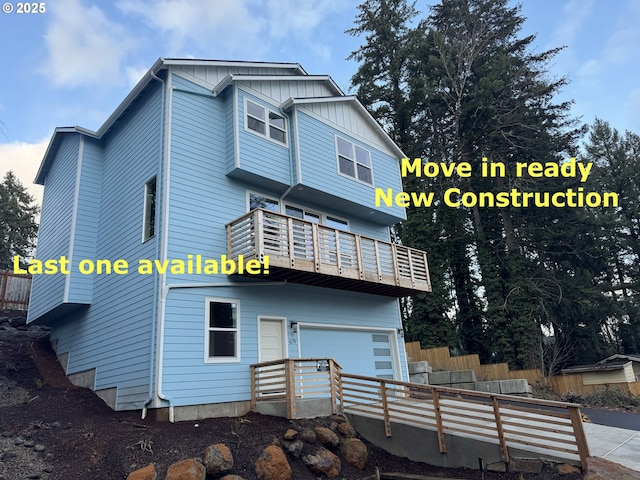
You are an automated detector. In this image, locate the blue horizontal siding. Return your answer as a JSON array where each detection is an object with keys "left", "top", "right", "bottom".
[
  {"left": 28, "top": 134, "right": 79, "bottom": 322},
  {"left": 161, "top": 284, "right": 406, "bottom": 407},
  {"left": 49, "top": 82, "right": 164, "bottom": 411},
  {"left": 296, "top": 111, "right": 404, "bottom": 221},
  {"left": 233, "top": 90, "right": 291, "bottom": 187}
]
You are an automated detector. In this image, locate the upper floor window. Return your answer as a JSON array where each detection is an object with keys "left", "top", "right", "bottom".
[
  {"left": 336, "top": 136, "right": 373, "bottom": 185},
  {"left": 245, "top": 99, "right": 287, "bottom": 145},
  {"left": 249, "top": 193, "right": 279, "bottom": 212},
  {"left": 142, "top": 177, "right": 156, "bottom": 242}
]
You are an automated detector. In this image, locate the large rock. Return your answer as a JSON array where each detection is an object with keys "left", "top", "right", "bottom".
[
  {"left": 203, "top": 443, "right": 233, "bottom": 476},
  {"left": 283, "top": 429, "right": 298, "bottom": 441},
  {"left": 126, "top": 464, "right": 157, "bottom": 480},
  {"left": 302, "top": 447, "right": 341, "bottom": 478},
  {"left": 254, "top": 445, "right": 292, "bottom": 480},
  {"left": 165, "top": 458, "right": 205, "bottom": 480},
  {"left": 300, "top": 429, "right": 316, "bottom": 443},
  {"left": 314, "top": 427, "right": 339, "bottom": 449},
  {"left": 336, "top": 422, "right": 356, "bottom": 438},
  {"left": 282, "top": 439, "right": 304, "bottom": 458},
  {"left": 220, "top": 476, "right": 245, "bottom": 480},
  {"left": 341, "top": 438, "right": 368, "bottom": 469}
]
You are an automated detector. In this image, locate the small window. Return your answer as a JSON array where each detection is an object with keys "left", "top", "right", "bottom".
[
  {"left": 206, "top": 300, "right": 239, "bottom": 361},
  {"left": 336, "top": 136, "right": 373, "bottom": 185},
  {"left": 249, "top": 193, "right": 279, "bottom": 212},
  {"left": 326, "top": 216, "right": 348, "bottom": 231},
  {"left": 285, "top": 205, "right": 320, "bottom": 223},
  {"left": 246, "top": 100, "right": 287, "bottom": 145},
  {"left": 143, "top": 177, "right": 156, "bottom": 241}
]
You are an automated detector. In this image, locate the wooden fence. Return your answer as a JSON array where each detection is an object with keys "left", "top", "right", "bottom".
[
  {"left": 340, "top": 373, "right": 589, "bottom": 468},
  {"left": 0, "top": 269, "right": 31, "bottom": 310},
  {"left": 406, "top": 342, "right": 545, "bottom": 385}
]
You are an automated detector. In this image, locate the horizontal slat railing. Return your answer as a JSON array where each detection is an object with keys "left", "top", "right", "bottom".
[
  {"left": 250, "top": 358, "right": 342, "bottom": 419},
  {"left": 339, "top": 373, "right": 589, "bottom": 468},
  {"left": 226, "top": 209, "right": 431, "bottom": 293}
]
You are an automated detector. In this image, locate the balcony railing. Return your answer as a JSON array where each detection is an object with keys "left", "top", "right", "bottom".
[{"left": 226, "top": 209, "right": 431, "bottom": 296}]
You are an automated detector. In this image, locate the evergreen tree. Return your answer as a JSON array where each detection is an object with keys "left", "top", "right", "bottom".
[{"left": 0, "top": 171, "right": 39, "bottom": 268}]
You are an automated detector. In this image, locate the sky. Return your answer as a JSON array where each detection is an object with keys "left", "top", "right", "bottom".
[{"left": 0, "top": 0, "right": 639, "bottom": 208}]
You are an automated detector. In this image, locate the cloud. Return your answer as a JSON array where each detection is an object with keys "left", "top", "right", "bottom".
[
  {"left": 125, "top": 66, "right": 149, "bottom": 89},
  {"left": 548, "top": 0, "right": 595, "bottom": 48},
  {"left": 42, "top": 0, "right": 134, "bottom": 87},
  {"left": 115, "top": 0, "right": 346, "bottom": 60},
  {"left": 116, "top": 0, "right": 266, "bottom": 57},
  {"left": 0, "top": 139, "right": 49, "bottom": 208}
]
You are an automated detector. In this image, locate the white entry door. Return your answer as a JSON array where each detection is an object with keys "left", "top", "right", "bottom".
[
  {"left": 259, "top": 318, "right": 287, "bottom": 362},
  {"left": 258, "top": 318, "right": 287, "bottom": 395}
]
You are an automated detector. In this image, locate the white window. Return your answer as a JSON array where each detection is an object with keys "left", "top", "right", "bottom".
[
  {"left": 142, "top": 177, "right": 156, "bottom": 242},
  {"left": 285, "top": 205, "right": 320, "bottom": 224},
  {"left": 336, "top": 136, "right": 373, "bottom": 185},
  {"left": 249, "top": 192, "right": 279, "bottom": 212},
  {"left": 206, "top": 299, "right": 239, "bottom": 362},
  {"left": 326, "top": 216, "right": 348, "bottom": 231},
  {"left": 245, "top": 99, "right": 287, "bottom": 145}
]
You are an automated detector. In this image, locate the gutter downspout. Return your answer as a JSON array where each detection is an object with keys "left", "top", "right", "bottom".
[{"left": 278, "top": 106, "right": 296, "bottom": 205}]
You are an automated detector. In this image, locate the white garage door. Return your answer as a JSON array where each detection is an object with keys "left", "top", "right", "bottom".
[{"left": 299, "top": 327, "right": 396, "bottom": 379}]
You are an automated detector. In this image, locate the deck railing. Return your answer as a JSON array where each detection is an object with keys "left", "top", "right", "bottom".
[
  {"left": 340, "top": 373, "right": 589, "bottom": 468},
  {"left": 250, "top": 357, "right": 342, "bottom": 419},
  {"left": 226, "top": 209, "right": 430, "bottom": 296}
]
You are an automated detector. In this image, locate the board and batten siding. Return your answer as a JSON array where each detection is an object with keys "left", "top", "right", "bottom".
[
  {"left": 295, "top": 110, "right": 405, "bottom": 223},
  {"left": 161, "top": 283, "right": 407, "bottom": 407},
  {"left": 27, "top": 134, "right": 81, "bottom": 322},
  {"left": 49, "top": 82, "right": 164, "bottom": 410}
]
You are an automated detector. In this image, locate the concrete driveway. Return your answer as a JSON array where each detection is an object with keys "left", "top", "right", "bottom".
[{"left": 585, "top": 422, "right": 640, "bottom": 472}]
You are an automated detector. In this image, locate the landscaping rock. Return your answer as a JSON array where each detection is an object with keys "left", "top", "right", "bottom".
[
  {"left": 281, "top": 439, "right": 304, "bottom": 458},
  {"left": 254, "top": 445, "right": 291, "bottom": 480},
  {"left": 584, "top": 457, "right": 640, "bottom": 480},
  {"left": 219, "top": 476, "right": 245, "bottom": 480},
  {"left": 336, "top": 421, "right": 356, "bottom": 438},
  {"left": 314, "top": 427, "right": 339, "bottom": 449},
  {"left": 283, "top": 429, "right": 298, "bottom": 441},
  {"left": 203, "top": 443, "right": 233, "bottom": 476},
  {"left": 165, "top": 458, "right": 205, "bottom": 480},
  {"left": 557, "top": 463, "right": 582, "bottom": 475},
  {"left": 302, "top": 447, "right": 341, "bottom": 478},
  {"left": 341, "top": 438, "right": 368, "bottom": 469},
  {"left": 300, "top": 429, "right": 316, "bottom": 443},
  {"left": 511, "top": 457, "right": 543, "bottom": 474},
  {"left": 126, "top": 463, "right": 157, "bottom": 480}
]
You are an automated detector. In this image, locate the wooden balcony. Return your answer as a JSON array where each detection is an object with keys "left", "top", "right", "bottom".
[{"left": 226, "top": 209, "right": 431, "bottom": 297}]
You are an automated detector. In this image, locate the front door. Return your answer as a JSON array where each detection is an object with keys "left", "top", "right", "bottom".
[
  {"left": 258, "top": 318, "right": 287, "bottom": 396},
  {"left": 259, "top": 318, "right": 286, "bottom": 362}
]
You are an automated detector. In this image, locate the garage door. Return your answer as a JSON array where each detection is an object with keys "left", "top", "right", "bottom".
[{"left": 299, "top": 327, "right": 396, "bottom": 379}]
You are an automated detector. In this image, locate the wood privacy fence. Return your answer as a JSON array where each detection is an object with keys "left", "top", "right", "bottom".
[
  {"left": 0, "top": 269, "right": 31, "bottom": 310},
  {"left": 339, "top": 373, "right": 589, "bottom": 469},
  {"left": 407, "top": 341, "right": 640, "bottom": 397},
  {"left": 406, "top": 342, "right": 544, "bottom": 386}
]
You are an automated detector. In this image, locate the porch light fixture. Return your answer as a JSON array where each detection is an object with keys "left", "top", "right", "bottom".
[
  {"left": 397, "top": 328, "right": 405, "bottom": 337},
  {"left": 290, "top": 320, "right": 298, "bottom": 332}
]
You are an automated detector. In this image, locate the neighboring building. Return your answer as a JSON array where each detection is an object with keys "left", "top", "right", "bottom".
[{"left": 27, "top": 58, "right": 430, "bottom": 420}]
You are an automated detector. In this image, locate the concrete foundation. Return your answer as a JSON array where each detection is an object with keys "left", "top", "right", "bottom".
[
  {"left": 95, "top": 387, "right": 117, "bottom": 409},
  {"left": 255, "top": 397, "right": 334, "bottom": 419},
  {"left": 68, "top": 368, "right": 96, "bottom": 390}
]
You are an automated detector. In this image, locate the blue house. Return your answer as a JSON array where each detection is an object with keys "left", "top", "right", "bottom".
[{"left": 27, "top": 58, "right": 430, "bottom": 421}]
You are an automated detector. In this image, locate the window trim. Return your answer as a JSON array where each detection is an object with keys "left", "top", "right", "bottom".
[
  {"left": 142, "top": 176, "right": 157, "bottom": 242},
  {"left": 248, "top": 191, "right": 280, "bottom": 213},
  {"left": 204, "top": 297, "right": 241, "bottom": 364},
  {"left": 335, "top": 135, "right": 374, "bottom": 186},
  {"left": 244, "top": 98, "right": 288, "bottom": 146}
]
